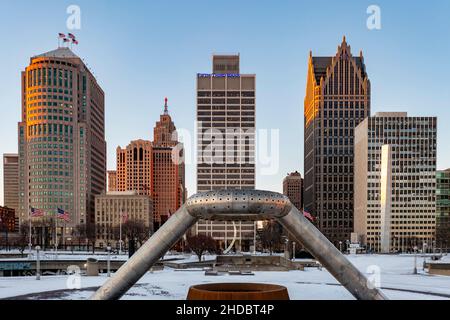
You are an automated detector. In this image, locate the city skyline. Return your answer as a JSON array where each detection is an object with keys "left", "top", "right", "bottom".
[{"left": 1, "top": 1, "right": 450, "bottom": 205}]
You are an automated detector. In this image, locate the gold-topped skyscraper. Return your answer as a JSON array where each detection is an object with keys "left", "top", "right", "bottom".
[{"left": 304, "top": 37, "right": 371, "bottom": 246}]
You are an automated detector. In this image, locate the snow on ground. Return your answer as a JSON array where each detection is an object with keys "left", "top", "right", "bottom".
[{"left": 0, "top": 254, "right": 449, "bottom": 300}]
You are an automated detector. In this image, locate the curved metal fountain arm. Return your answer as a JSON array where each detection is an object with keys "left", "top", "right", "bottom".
[
  {"left": 90, "top": 207, "right": 198, "bottom": 300},
  {"left": 277, "top": 207, "right": 388, "bottom": 300}
]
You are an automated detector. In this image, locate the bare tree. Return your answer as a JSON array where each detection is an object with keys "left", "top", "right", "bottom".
[
  {"left": 114, "top": 218, "right": 151, "bottom": 247},
  {"left": 186, "top": 234, "right": 218, "bottom": 262},
  {"left": 16, "top": 224, "right": 30, "bottom": 257},
  {"left": 260, "top": 220, "right": 283, "bottom": 255},
  {"left": 74, "top": 223, "right": 96, "bottom": 253}
]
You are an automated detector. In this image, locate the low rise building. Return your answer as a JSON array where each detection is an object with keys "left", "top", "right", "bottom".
[{"left": 94, "top": 191, "right": 153, "bottom": 249}]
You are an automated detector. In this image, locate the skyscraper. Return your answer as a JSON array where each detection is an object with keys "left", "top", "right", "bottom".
[
  {"left": 116, "top": 99, "right": 185, "bottom": 228},
  {"left": 3, "top": 154, "right": 19, "bottom": 211},
  {"left": 151, "top": 98, "right": 185, "bottom": 225},
  {"left": 195, "top": 54, "right": 256, "bottom": 251},
  {"left": 116, "top": 140, "right": 153, "bottom": 197},
  {"left": 283, "top": 171, "right": 303, "bottom": 210},
  {"left": 304, "top": 37, "right": 370, "bottom": 246},
  {"left": 18, "top": 47, "right": 106, "bottom": 238},
  {"left": 354, "top": 112, "right": 437, "bottom": 253},
  {"left": 436, "top": 169, "right": 450, "bottom": 249}
]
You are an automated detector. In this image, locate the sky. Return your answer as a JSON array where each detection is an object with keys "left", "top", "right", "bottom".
[{"left": 0, "top": 0, "right": 449, "bottom": 205}]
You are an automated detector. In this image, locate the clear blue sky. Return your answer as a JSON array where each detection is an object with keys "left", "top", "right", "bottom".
[{"left": 1, "top": 0, "right": 450, "bottom": 204}]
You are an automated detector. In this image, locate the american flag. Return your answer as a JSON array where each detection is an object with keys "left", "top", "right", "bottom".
[
  {"left": 72, "top": 39, "right": 79, "bottom": 45},
  {"left": 68, "top": 33, "right": 76, "bottom": 39},
  {"left": 63, "top": 38, "right": 70, "bottom": 43},
  {"left": 121, "top": 211, "right": 129, "bottom": 223},
  {"left": 303, "top": 210, "right": 315, "bottom": 222},
  {"left": 58, "top": 33, "right": 66, "bottom": 38},
  {"left": 31, "top": 207, "right": 44, "bottom": 218},
  {"left": 57, "top": 208, "right": 70, "bottom": 222}
]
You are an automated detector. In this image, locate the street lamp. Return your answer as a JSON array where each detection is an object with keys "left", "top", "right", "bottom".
[
  {"left": 339, "top": 241, "right": 343, "bottom": 253},
  {"left": 413, "top": 246, "right": 418, "bottom": 274},
  {"left": 292, "top": 242, "right": 296, "bottom": 261},
  {"left": 107, "top": 246, "right": 111, "bottom": 277},
  {"left": 35, "top": 245, "right": 41, "bottom": 280}
]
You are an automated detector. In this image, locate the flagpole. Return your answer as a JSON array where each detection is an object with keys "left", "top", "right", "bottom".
[
  {"left": 28, "top": 206, "right": 32, "bottom": 254},
  {"left": 119, "top": 209, "right": 122, "bottom": 255},
  {"left": 55, "top": 209, "right": 58, "bottom": 258}
]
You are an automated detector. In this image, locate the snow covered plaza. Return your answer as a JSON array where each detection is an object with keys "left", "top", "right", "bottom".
[{"left": 0, "top": 253, "right": 449, "bottom": 300}]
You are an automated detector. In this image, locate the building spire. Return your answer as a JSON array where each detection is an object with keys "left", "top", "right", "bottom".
[{"left": 164, "top": 97, "right": 168, "bottom": 115}]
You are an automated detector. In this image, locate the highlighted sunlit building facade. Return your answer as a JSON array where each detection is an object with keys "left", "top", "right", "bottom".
[
  {"left": 18, "top": 47, "right": 106, "bottom": 240},
  {"left": 354, "top": 112, "right": 437, "bottom": 253},
  {"left": 304, "top": 37, "right": 371, "bottom": 246}
]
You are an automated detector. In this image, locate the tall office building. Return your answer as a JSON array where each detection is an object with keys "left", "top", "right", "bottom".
[
  {"left": 18, "top": 47, "right": 106, "bottom": 238},
  {"left": 283, "top": 171, "right": 303, "bottom": 210},
  {"left": 3, "top": 154, "right": 19, "bottom": 211},
  {"left": 436, "top": 169, "right": 450, "bottom": 249},
  {"left": 304, "top": 37, "right": 370, "bottom": 245},
  {"left": 195, "top": 54, "right": 256, "bottom": 251},
  {"left": 116, "top": 99, "right": 185, "bottom": 227},
  {"left": 151, "top": 98, "right": 185, "bottom": 225},
  {"left": 354, "top": 112, "right": 437, "bottom": 253},
  {"left": 107, "top": 170, "right": 117, "bottom": 192}
]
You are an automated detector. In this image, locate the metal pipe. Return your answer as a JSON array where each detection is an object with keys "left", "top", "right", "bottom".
[
  {"left": 277, "top": 206, "right": 387, "bottom": 300},
  {"left": 90, "top": 207, "right": 198, "bottom": 300}
]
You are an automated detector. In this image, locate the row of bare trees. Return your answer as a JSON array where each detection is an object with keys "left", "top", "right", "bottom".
[{"left": 6, "top": 218, "right": 152, "bottom": 254}]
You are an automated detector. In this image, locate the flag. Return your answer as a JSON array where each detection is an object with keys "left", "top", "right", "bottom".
[
  {"left": 303, "top": 210, "right": 315, "bottom": 222},
  {"left": 68, "top": 33, "right": 76, "bottom": 39},
  {"left": 72, "top": 39, "right": 79, "bottom": 45},
  {"left": 57, "top": 208, "right": 70, "bottom": 222},
  {"left": 121, "top": 212, "right": 128, "bottom": 223},
  {"left": 31, "top": 207, "right": 44, "bottom": 217},
  {"left": 58, "top": 33, "right": 66, "bottom": 38},
  {"left": 63, "top": 38, "right": 70, "bottom": 43}
]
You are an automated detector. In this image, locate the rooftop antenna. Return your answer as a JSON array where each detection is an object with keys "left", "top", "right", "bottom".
[{"left": 164, "top": 97, "right": 169, "bottom": 115}]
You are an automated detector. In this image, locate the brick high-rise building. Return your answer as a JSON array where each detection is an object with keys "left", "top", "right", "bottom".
[
  {"left": 3, "top": 154, "right": 19, "bottom": 211},
  {"left": 304, "top": 37, "right": 370, "bottom": 246},
  {"left": 354, "top": 113, "right": 437, "bottom": 253},
  {"left": 116, "top": 140, "right": 153, "bottom": 196},
  {"left": 195, "top": 54, "right": 256, "bottom": 251},
  {"left": 116, "top": 99, "right": 184, "bottom": 227},
  {"left": 18, "top": 47, "right": 106, "bottom": 240},
  {"left": 283, "top": 171, "right": 303, "bottom": 210},
  {"left": 151, "top": 98, "right": 185, "bottom": 225}
]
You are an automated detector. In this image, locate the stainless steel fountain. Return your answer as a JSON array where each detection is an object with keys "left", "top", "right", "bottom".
[{"left": 90, "top": 189, "right": 387, "bottom": 300}]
